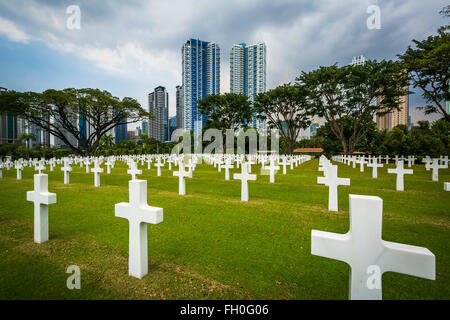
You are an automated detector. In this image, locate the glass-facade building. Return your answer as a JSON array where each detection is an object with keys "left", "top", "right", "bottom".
[
  {"left": 182, "top": 39, "right": 220, "bottom": 135},
  {"left": 230, "top": 42, "right": 267, "bottom": 129},
  {"left": 148, "top": 86, "right": 169, "bottom": 142}
]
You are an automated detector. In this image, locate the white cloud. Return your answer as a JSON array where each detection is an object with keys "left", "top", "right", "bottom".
[{"left": 0, "top": 16, "right": 30, "bottom": 43}]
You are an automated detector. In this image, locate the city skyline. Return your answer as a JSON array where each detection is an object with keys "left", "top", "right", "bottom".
[{"left": 0, "top": 0, "right": 448, "bottom": 127}]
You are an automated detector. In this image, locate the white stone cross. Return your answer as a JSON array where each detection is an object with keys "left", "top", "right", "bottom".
[
  {"left": 26, "top": 174, "right": 57, "bottom": 243},
  {"left": 173, "top": 161, "right": 191, "bottom": 195},
  {"left": 61, "top": 159, "right": 72, "bottom": 184},
  {"left": 115, "top": 179, "right": 163, "bottom": 279},
  {"left": 233, "top": 162, "right": 257, "bottom": 202},
  {"left": 367, "top": 158, "right": 383, "bottom": 179},
  {"left": 106, "top": 158, "right": 112, "bottom": 174},
  {"left": 91, "top": 159, "right": 104, "bottom": 187},
  {"left": 279, "top": 157, "right": 289, "bottom": 175},
  {"left": 388, "top": 161, "right": 413, "bottom": 191},
  {"left": 15, "top": 163, "right": 23, "bottom": 180},
  {"left": 426, "top": 158, "right": 446, "bottom": 182},
  {"left": 266, "top": 157, "right": 279, "bottom": 183},
  {"left": 127, "top": 161, "right": 142, "bottom": 180},
  {"left": 154, "top": 157, "right": 164, "bottom": 177},
  {"left": 317, "top": 165, "right": 350, "bottom": 212},
  {"left": 35, "top": 160, "right": 46, "bottom": 174},
  {"left": 358, "top": 156, "right": 367, "bottom": 172},
  {"left": 84, "top": 159, "right": 90, "bottom": 173},
  {"left": 311, "top": 194, "right": 435, "bottom": 300},
  {"left": 222, "top": 160, "right": 234, "bottom": 181},
  {"left": 406, "top": 156, "right": 416, "bottom": 168}
]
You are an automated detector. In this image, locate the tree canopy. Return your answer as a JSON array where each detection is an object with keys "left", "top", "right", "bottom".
[
  {"left": 197, "top": 93, "right": 253, "bottom": 131},
  {"left": 397, "top": 20, "right": 450, "bottom": 121},
  {"left": 253, "top": 83, "right": 312, "bottom": 154},
  {"left": 297, "top": 60, "right": 409, "bottom": 154},
  {"left": 0, "top": 88, "right": 150, "bottom": 156}
]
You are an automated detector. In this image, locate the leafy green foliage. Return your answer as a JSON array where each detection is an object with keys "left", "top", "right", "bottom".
[
  {"left": 297, "top": 60, "right": 409, "bottom": 154},
  {"left": 0, "top": 88, "right": 150, "bottom": 156},
  {"left": 254, "top": 83, "right": 312, "bottom": 154},
  {"left": 197, "top": 93, "right": 252, "bottom": 131},
  {"left": 398, "top": 17, "right": 449, "bottom": 121}
]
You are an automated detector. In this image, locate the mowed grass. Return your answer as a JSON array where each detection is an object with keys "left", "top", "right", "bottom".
[{"left": 0, "top": 158, "right": 449, "bottom": 300}]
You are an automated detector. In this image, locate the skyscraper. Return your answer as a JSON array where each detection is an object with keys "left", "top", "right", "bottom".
[
  {"left": 351, "top": 55, "right": 366, "bottom": 66},
  {"left": 230, "top": 42, "right": 267, "bottom": 129},
  {"left": 377, "top": 92, "right": 409, "bottom": 131},
  {"left": 0, "top": 86, "right": 28, "bottom": 145},
  {"left": 176, "top": 85, "right": 183, "bottom": 129},
  {"left": 148, "top": 86, "right": 169, "bottom": 142},
  {"left": 182, "top": 39, "right": 220, "bottom": 135}
]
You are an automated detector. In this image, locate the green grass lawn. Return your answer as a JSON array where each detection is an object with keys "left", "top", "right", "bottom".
[{"left": 0, "top": 159, "right": 449, "bottom": 300}]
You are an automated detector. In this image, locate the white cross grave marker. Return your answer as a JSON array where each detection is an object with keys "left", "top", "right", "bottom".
[
  {"left": 367, "top": 158, "right": 383, "bottom": 179},
  {"left": 233, "top": 162, "right": 257, "bottom": 202},
  {"left": 115, "top": 179, "right": 163, "bottom": 279},
  {"left": 91, "top": 159, "right": 104, "bottom": 187},
  {"left": 311, "top": 194, "right": 435, "bottom": 300},
  {"left": 127, "top": 161, "right": 142, "bottom": 180},
  {"left": 317, "top": 165, "right": 350, "bottom": 212},
  {"left": 61, "top": 159, "right": 72, "bottom": 184},
  {"left": 222, "top": 160, "right": 234, "bottom": 181},
  {"left": 26, "top": 174, "right": 57, "bottom": 243},
  {"left": 155, "top": 158, "right": 164, "bottom": 177},
  {"left": 173, "top": 161, "right": 191, "bottom": 195},
  {"left": 388, "top": 161, "right": 413, "bottom": 191}
]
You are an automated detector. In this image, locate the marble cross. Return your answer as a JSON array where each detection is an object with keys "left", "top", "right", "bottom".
[
  {"left": 154, "top": 158, "right": 164, "bottom": 177},
  {"left": 317, "top": 165, "right": 350, "bottom": 212},
  {"left": 266, "top": 157, "right": 279, "bottom": 183},
  {"left": 173, "top": 161, "right": 191, "bottom": 195},
  {"left": 222, "top": 160, "right": 234, "bottom": 181},
  {"left": 15, "top": 163, "right": 23, "bottom": 180},
  {"left": 127, "top": 161, "right": 142, "bottom": 180},
  {"left": 388, "top": 161, "right": 413, "bottom": 191},
  {"left": 26, "top": 174, "right": 57, "bottom": 243},
  {"left": 367, "top": 158, "right": 383, "bottom": 179},
  {"left": 426, "top": 158, "right": 446, "bottom": 182},
  {"left": 233, "top": 162, "right": 257, "bottom": 201},
  {"left": 91, "top": 159, "right": 104, "bottom": 187},
  {"left": 35, "top": 160, "right": 46, "bottom": 174},
  {"left": 61, "top": 159, "right": 72, "bottom": 184},
  {"left": 115, "top": 179, "right": 163, "bottom": 279},
  {"left": 311, "top": 194, "right": 435, "bottom": 300}
]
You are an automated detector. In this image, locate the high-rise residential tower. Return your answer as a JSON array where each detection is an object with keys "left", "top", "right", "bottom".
[
  {"left": 176, "top": 85, "right": 183, "bottom": 129},
  {"left": 230, "top": 42, "right": 267, "bottom": 129},
  {"left": 148, "top": 86, "right": 169, "bottom": 142},
  {"left": 182, "top": 39, "right": 220, "bottom": 135},
  {"left": 376, "top": 92, "right": 409, "bottom": 131}
]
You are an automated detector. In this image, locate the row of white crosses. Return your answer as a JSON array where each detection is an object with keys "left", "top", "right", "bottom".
[
  {"left": 8, "top": 153, "right": 438, "bottom": 295},
  {"left": 317, "top": 157, "right": 350, "bottom": 212},
  {"left": 315, "top": 156, "right": 435, "bottom": 299},
  {"left": 335, "top": 155, "right": 414, "bottom": 191}
]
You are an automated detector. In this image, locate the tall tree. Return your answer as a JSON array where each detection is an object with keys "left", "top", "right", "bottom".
[
  {"left": 253, "top": 83, "right": 312, "bottom": 154},
  {"left": 398, "top": 8, "right": 449, "bottom": 121},
  {"left": 0, "top": 88, "right": 149, "bottom": 156},
  {"left": 297, "top": 60, "right": 409, "bottom": 154},
  {"left": 197, "top": 93, "right": 252, "bottom": 131}
]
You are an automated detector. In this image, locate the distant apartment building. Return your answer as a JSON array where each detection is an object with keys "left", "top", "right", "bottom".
[
  {"left": 230, "top": 42, "right": 267, "bottom": 129},
  {"left": 142, "top": 120, "right": 149, "bottom": 136},
  {"left": 114, "top": 119, "right": 128, "bottom": 145},
  {"left": 350, "top": 55, "right": 366, "bottom": 66},
  {"left": 148, "top": 86, "right": 169, "bottom": 142},
  {"left": 376, "top": 91, "right": 409, "bottom": 131},
  {"left": 176, "top": 85, "right": 183, "bottom": 129},
  {"left": 182, "top": 38, "right": 220, "bottom": 135}
]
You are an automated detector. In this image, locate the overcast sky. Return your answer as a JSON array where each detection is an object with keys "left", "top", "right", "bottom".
[{"left": 0, "top": 0, "right": 448, "bottom": 128}]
